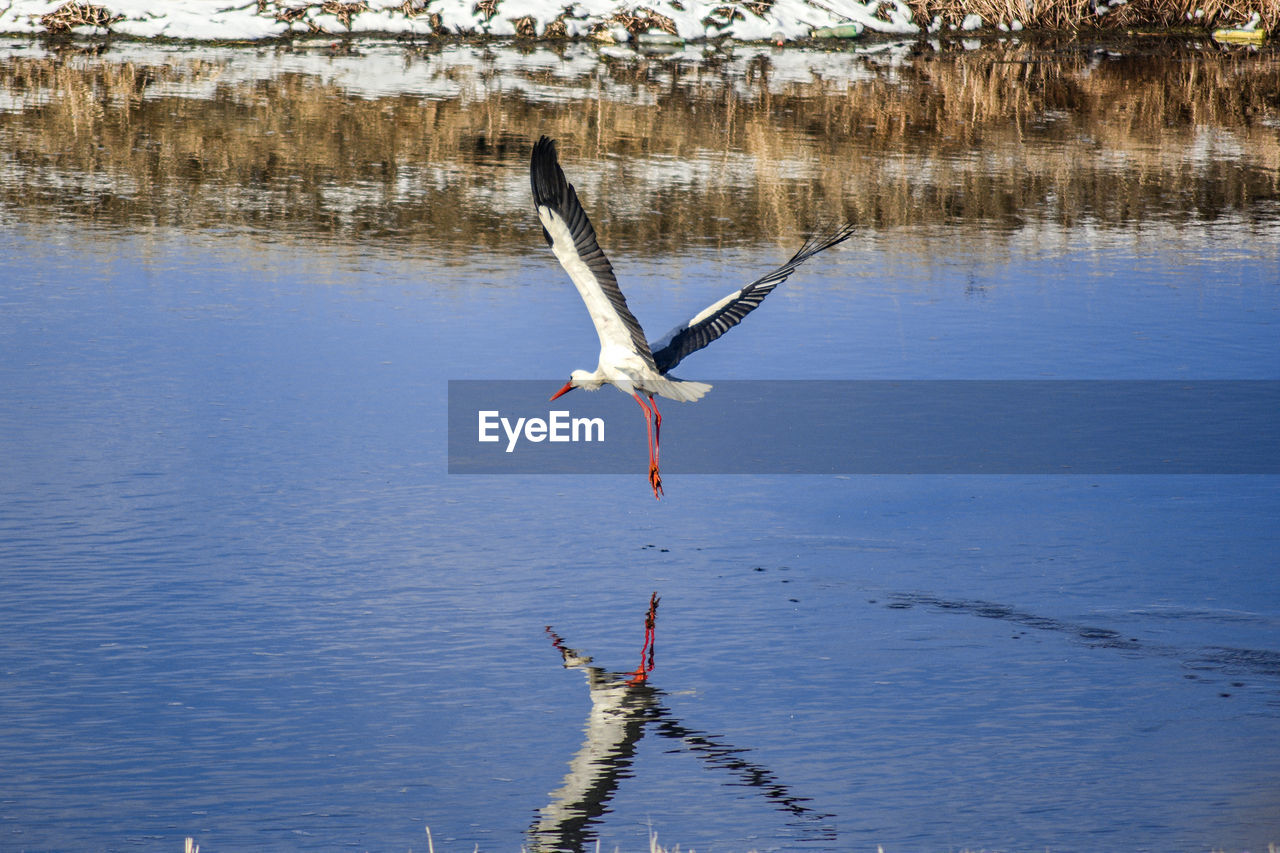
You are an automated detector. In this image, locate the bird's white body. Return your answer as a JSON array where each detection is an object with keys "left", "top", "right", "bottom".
[{"left": 559, "top": 362, "right": 712, "bottom": 402}]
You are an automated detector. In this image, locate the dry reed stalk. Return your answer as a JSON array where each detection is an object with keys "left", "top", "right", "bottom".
[
  {"left": 511, "top": 13, "right": 538, "bottom": 35},
  {"left": 320, "top": 0, "right": 369, "bottom": 28},
  {"left": 609, "top": 7, "right": 680, "bottom": 36},
  {"left": 39, "top": 1, "right": 123, "bottom": 32}
]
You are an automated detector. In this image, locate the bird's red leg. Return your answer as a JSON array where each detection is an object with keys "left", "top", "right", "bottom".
[
  {"left": 632, "top": 392, "right": 654, "bottom": 468},
  {"left": 649, "top": 394, "right": 662, "bottom": 472},
  {"left": 632, "top": 392, "right": 663, "bottom": 499},
  {"left": 649, "top": 396, "right": 664, "bottom": 498},
  {"left": 627, "top": 592, "right": 661, "bottom": 685}
]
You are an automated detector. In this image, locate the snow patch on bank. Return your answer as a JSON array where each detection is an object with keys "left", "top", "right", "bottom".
[{"left": 0, "top": 0, "right": 920, "bottom": 42}]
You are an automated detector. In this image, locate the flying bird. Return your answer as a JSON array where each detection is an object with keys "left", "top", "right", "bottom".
[{"left": 530, "top": 135, "right": 854, "bottom": 499}]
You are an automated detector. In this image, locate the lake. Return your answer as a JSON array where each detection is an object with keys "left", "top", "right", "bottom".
[{"left": 1, "top": 36, "right": 1278, "bottom": 853}]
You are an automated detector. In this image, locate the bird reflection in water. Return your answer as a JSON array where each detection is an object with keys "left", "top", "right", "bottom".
[{"left": 530, "top": 593, "right": 833, "bottom": 852}]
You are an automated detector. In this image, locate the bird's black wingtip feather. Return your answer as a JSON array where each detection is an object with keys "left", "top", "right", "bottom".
[
  {"left": 788, "top": 221, "right": 857, "bottom": 264},
  {"left": 530, "top": 136, "right": 564, "bottom": 211},
  {"left": 532, "top": 135, "right": 555, "bottom": 160}
]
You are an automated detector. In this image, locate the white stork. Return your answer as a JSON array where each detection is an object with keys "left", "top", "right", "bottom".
[{"left": 530, "top": 135, "right": 854, "bottom": 499}]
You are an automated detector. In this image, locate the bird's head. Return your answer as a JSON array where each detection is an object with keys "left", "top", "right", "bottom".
[{"left": 550, "top": 369, "right": 601, "bottom": 400}]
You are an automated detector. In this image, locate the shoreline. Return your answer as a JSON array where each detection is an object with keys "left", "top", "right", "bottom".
[
  {"left": 0, "top": 25, "right": 1271, "bottom": 53},
  {"left": 0, "top": 0, "right": 1272, "bottom": 45}
]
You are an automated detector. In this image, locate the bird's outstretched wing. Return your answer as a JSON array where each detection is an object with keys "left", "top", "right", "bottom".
[
  {"left": 649, "top": 223, "right": 856, "bottom": 375},
  {"left": 531, "top": 136, "right": 655, "bottom": 367}
]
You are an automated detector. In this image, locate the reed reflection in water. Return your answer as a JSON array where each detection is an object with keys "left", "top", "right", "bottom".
[{"left": 1, "top": 39, "right": 1277, "bottom": 256}]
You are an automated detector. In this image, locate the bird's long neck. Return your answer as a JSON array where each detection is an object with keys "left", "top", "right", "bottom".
[{"left": 570, "top": 366, "right": 610, "bottom": 391}]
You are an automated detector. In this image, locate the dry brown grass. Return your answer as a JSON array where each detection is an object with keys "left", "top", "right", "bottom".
[
  {"left": 38, "top": 1, "right": 124, "bottom": 32},
  {"left": 904, "top": 0, "right": 1277, "bottom": 33},
  {"left": 909, "top": 0, "right": 1092, "bottom": 30}
]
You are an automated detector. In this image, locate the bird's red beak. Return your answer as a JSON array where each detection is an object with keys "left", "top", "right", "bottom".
[{"left": 549, "top": 380, "right": 574, "bottom": 401}]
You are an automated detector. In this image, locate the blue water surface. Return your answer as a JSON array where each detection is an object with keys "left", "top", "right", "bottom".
[{"left": 1, "top": 183, "right": 1279, "bottom": 851}]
